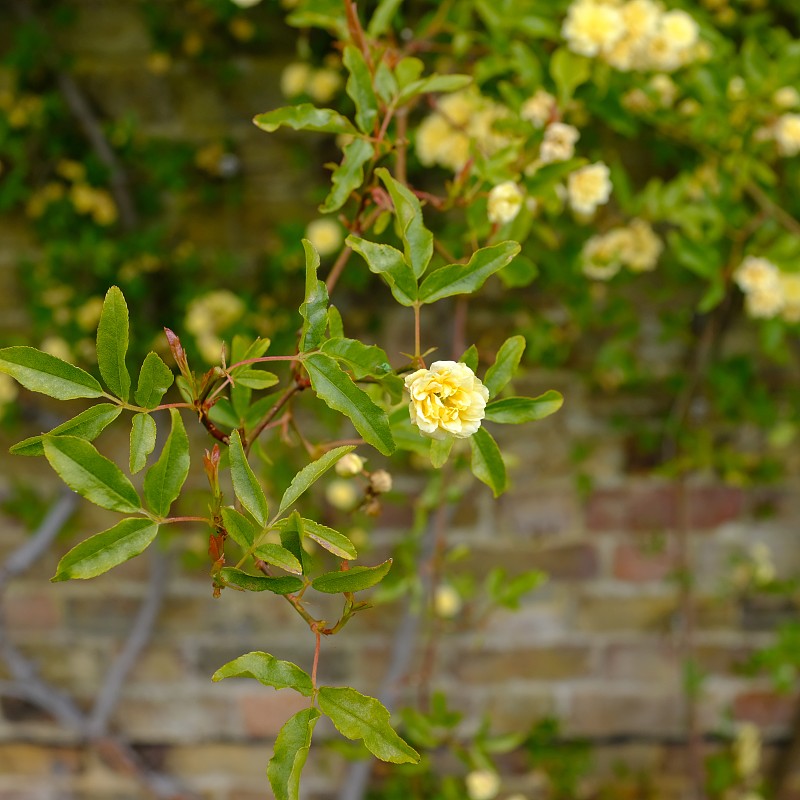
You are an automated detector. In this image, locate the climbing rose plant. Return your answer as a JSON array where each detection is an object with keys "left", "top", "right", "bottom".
[{"left": 0, "top": 3, "right": 562, "bottom": 796}]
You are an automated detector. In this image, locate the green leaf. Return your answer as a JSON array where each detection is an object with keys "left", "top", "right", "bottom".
[
  {"left": 43, "top": 436, "right": 140, "bottom": 513},
  {"left": 320, "top": 338, "right": 391, "bottom": 379},
  {"left": 459, "top": 344, "right": 479, "bottom": 372},
  {"left": 143, "top": 409, "right": 190, "bottom": 517},
  {"left": 367, "top": 0, "right": 403, "bottom": 36},
  {"left": 134, "top": 352, "right": 174, "bottom": 409},
  {"left": 233, "top": 369, "right": 279, "bottom": 390},
  {"left": 550, "top": 47, "right": 591, "bottom": 106},
  {"left": 374, "top": 60, "right": 398, "bottom": 103},
  {"left": 343, "top": 45, "right": 378, "bottom": 134},
  {"left": 253, "top": 104, "right": 357, "bottom": 135},
  {"left": 487, "top": 567, "right": 547, "bottom": 610},
  {"left": 276, "top": 512, "right": 311, "bottom": 575},
  {"left": 10, "top": 403, "right": 121, "bottom": 457},
  {"left": 300, "top": 239, "right": 330, "bottom": 352},
  {"left": 469, "top": 427, "right": 506, "bottom": 497},
  {"left": 212, "top": 651, "right": 313, "bottom": 696},
  {"left": 304, "top": 353, "right": 395, "bottom": 455},
  {"left": 419, "top": 241, "right": 520, "bottom": 303},
  {"left": 318, "top": 686, "right": 420, "bottom": 764},
  {"left": 253, "top": 543, "right": 303, "bottom": 574},
  {"left": 328, "top": 306, "right": 344, "bottom": 339},
  {"left": 300, "top": 518, "right": 357, "bottom": 560},
  {"left": 484, "top": 335, "right": 526, "bottom": 398},
  {"left": 0, "top": 346, "right": 104, "bottom": 400},
  {"left": 51, "top": 518, "right": 158, "bottom": 582},
  {"left": 429, "top": 436, "right": 453, "bottom": 468},
  {"left": 129, "top": 413, "right": 157, "bottom": 474},
  {"left": 311, "top": 559, "right": 392, "bottom": 593},
  {"left": 484, "top": 391, "right": 563, "bottom": 423},
  {"left": 346, "top": 236, "right": 418, "bottom": 306},
  {"left": 268, "top": 708, "right": 321, "bottom": 800},
  {"left": 320, "top": 138, "right": 375, "bottom": 214},
  {"left": 396, "top": 73, "right": 472, "bottom": 105},
  {"left": 279, "top": 444, "right": 356, "bottom": 515},
  {"left": 221, "top": 506, "right": 259, "bottom": 550},
  {"left": 229, "top": 429, "right": 269, "bottom": 527},
  {"left": 96, "top": 286, "right": 131, "bottom": 401},
  {"left": 375, "top": 167, "right": 433, "bottom": 279},
  {"left": 219, "top": 567, "right": 303, "bottom": 595}
]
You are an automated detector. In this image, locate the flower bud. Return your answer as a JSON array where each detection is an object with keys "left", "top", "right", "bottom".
[
  {"left": 325, "top": 479, "right": 359, "bottom": 511},
  {"left": 335, "top": 453, "right": 365, "bottom": 478},
  {"left": 466, "top": 770, "right": 500, "bottom": 800},
  {"left": 369, "top": 469, "right": 393, "bottom": 494},
  {"left": 434, "top": 584, "right": 462, "bottom": 618}
]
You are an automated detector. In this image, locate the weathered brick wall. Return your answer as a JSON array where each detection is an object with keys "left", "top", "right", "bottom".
[{"left": 1, "top": 3, "right": 799, "bottom": 799}]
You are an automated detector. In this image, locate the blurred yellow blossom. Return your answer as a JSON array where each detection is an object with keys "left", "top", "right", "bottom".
[
  {"left": 0, "top": 373, "right": 19, "bottom": 406},
  {"left": 41, "top": 337, "right": 72, "bottom": 362},
  {"left": 76, "top": 297, "right": 105, "bottom": 331},
  {"left": 775, "top": 113, "right": 800, "bottom": 157},
  {"left": 567, "top": 162, "right": 612, "bottom": 215},
  {"left": 773, "top": 86, "right": 800, "bottom": 109},
  {"left": 305, "top": 218, "right": 344, "bottom": 257},
  {"left": 520, "top": 88, "right": 555, "bottom": 127},
  {"left": 281, "top": 62, "right": 312, "bottom": 97},
  {"left": 540, "top": 122, "right": 580, "bottom": 163},
  {"left": 466, "top": 770, "right": 501, "bottom": 800},
  {"left": 307, "top": 69, "right": 343, "bottom": 104},
  {"left": 734, "top": 721, "right": 761, "bottom": 779},
  {"left": 434, "top": 584, "right": 463, "bottom": 618},
  {"left": 487, "top": 182, "right": 524, "bottom": 225}
]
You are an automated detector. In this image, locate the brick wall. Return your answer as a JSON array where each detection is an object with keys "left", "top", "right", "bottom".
[{"left": 1, "top": 3, "right": 799, "bottom": 799}]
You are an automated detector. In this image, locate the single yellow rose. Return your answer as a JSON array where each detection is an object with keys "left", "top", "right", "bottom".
[{"left": 404, "top": 361, "right": 489, "bottom": 440}]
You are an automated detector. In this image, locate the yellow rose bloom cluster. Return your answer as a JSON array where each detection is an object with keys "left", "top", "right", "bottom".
[
  {"left": 520, "top": 88, "right": 556, "bottom": 128},
  {"left": 774, "top": 113, "right": 800, "bottom": 157},
  {"left": 465, "top": 770, "right": 501, "bottom": 800},
  {"left": 563, "top": 0, "right": 702, "bottom": 72},
  {"left": 540, "top": 122, "right": 580, "bottom": 164},
  {"left": 416, "top": 89, "right": 511, "bottom": 172},
  {"left": 567, "top": 162, "right": 612, "bottom": 216},
  {"left": 581, "top": 218, "right": 662, "bottom": 279},
  {"left": 734, "top": 721, "right": 761, "bottom": 779},
  {"left": 487, "top": 181, "right": 524, "bottom": 225},
  {"left": 305, "top": 218, "right": 344, "bottom": 257},
  {"left": 404, "top": 361, "right": 490, "bottom": 440},
  {"left": 280, "top": 62, "right": 343, "bottom": 104},
  {"left": 185, "top": 290, "right": 246, "bottom": 363},
  {"left": 733, "top": 256, "right": 800, "bottom": 322}
]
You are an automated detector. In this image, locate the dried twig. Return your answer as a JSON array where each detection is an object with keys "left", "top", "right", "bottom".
[
  {"left": 338, "top": 503, "right": 455, "bottom": 800},
  {"left": 87, "top": 548, "right": 170, "bottom": 737},
  {"left": 10, "top": 0, "right": 138, "bottom": 231},
  {"left": 0, "top": 491, "right": 200, "bottom": 800}
]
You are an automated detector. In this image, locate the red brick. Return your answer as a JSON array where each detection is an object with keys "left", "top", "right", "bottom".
[
  {"left": 613, "top": 541, "right": 677, "bottom": 582},
  {"left": 587, "top": 483, "right": 744, "bottom": 532},
  {"left": 239, "top": 691, "right": 310, "bottom": 738},
  {"left": 455, "top": 646, "right": 591, "bottom": 683},
  {"left": 733, "top": 690, "right": 796, "bottom": 731},
  {"left": 3, "top": 590, "right": 62, "bottom": 631}
]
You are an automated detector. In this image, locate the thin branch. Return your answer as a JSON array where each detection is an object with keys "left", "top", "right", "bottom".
[
  {"left": 338, "top": 502, "right": 455, "bottom": 800},
  {"left": 87, "top": 549, "right": 170, "bottom": 737},
  {"left": 0, "top": 488, "right": 77, "bottom": 591},
  {"left": 11, "top": 0, "right": 138, "bottom": 231}
]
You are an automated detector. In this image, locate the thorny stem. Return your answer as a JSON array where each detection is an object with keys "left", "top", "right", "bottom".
[
  {"left": 746, "top": 181, "right": 800, "bottom": 237},
  {"left": 325, "top": 206, "right": 384, "bottom": 295},
  {"left": 326, "top": 245, "right": 354, "bottom": 294},
  {"left": 395, "top": 108, "right": 409, "bottom": 185},
  {"left": 228, "top": 355, "right": 302, "bottom": 369},
  {"left": 675, "top": 479, "right": 706, "bottom": 800},
  {"left": 416, "top": 469, "right": 453, "bottom": 711},
  {"left": 311, "top": 625, "right": 321, "bottom": 689},
  {"left": 246, "top": 382, "right": 304, "bottom": 455},
  {"left": 413, "top": 303, "right": 422, "bottom": 365}
]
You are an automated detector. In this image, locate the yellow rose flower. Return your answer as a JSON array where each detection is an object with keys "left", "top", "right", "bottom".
[{"left": 404, "top": 361, "right": 489, "bottom": 440}]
